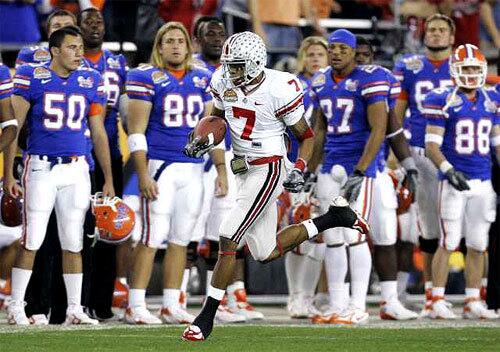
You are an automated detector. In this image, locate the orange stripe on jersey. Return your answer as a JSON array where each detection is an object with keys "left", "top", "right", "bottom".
[
  {"left": 169, "top": 69, "right": 186, "bottom": 80},
  {"left": 89, "top": 103, "right": 104, "bottom": 117}
]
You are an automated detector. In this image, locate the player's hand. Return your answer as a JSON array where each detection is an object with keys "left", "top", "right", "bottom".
[
  {"left": 283, "top": 169, "right": 305, "bottom": 193},
  {"left": 3, "top": 175, "right": 22, "bottom": 198},
  {"left": 183, "top": 134, "right": 213, "bottom": 158},
  {"left": 342, "top": 169, "right": 364, "bottom": 203},
  {"left": 102, "top": 181, "right": 115, "bottom": 198},
  {"left": 403, "top": 168, "right": 418, "bottom": 201},
  {"left": 139, "top": 174, "right": 159, "bottom": 200},
  {"left": 214, "top": 169, "right": 228, "bottom": 198},
  {"left": 445, "top": 168, "right": 470, "bottom": 191}
]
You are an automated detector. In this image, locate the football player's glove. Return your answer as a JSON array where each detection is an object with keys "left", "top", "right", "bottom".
[
  {"left": 403, "top": 168, "right": 418, "bottom": 200},
  {"left": 183, "top": 132, "right": 213, "bottom": 158},
  {"left": 283, "top": 169, "right": 305, "bottom": 193},
  {"left": 342, "top": 169, "right": 364, "bottom": 203},
  {"left": 445, "top": 168, "right": 470, "bottom": 191}
]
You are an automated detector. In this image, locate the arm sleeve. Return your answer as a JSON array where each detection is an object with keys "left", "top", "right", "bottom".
[
  {"left": 126, "top": 68, "right": 155, "bottom": 102},
  {"left": 273, "top": 74, "right": 305, "bottom": 126},
  {"left": 393, "top": 58, "right": 410, "bottom": 99},
  {"left": 13, "top": 65, "right": 33, "bottom": 101},
  {"left": 0, "top": 65, "right": 13, "bottom": 100},
  {"left": 361, "top": 70, "right": 390, "bottom": 105}
]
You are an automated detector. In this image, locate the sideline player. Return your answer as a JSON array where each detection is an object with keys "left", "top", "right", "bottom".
[
  {"left": 182, "top": 31, "right": 369, "bottom": 341},
  {"left": 5, "top": 26, "right": 114, "bottom": 325},
  {"left": 424, "top": 44, "right": 499, "bottom": 319},
  {"left": 125, "top": 22, "right": 226, "bottom": 325},
  {"left": 393, "top": 14, "right": 455, "bottom": 315}
]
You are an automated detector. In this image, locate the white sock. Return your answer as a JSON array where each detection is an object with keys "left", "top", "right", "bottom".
[
  {"left": 181, "top": 269, "right": 190, "bottom": 294},
  {"left": 163, "top": 288, "right": 180, "bottom": 308},
  {"left": 302, "top": 219, "right": 318, "bottom": 239},
  {"left": 301, "top": 256, "right": 322, "bottom": 297},
  {"left": 325, "top": 245, "right": 348, "bottom": 313},
  {"left": 343, "top": 282, "right": 350, "bottom": 308},
  {"left": 206, "top": 270, "right": 213, "bottom": 291},
  {"left": 128, "top": 288, "right": 146, "bottom": 308},
  {"left": 63, "top": 273, "right": 82, "bottom": 307},
  {"left": 424, "top": 281, "right": 433, "bottom": 290},
  {"left": 0, "top": 278, "right": 7, "bottom": 288},
  {"left": 285, "top": 252, "right": 302, "bottom": 296},
  {"left": 432, "top": 286, "right": 445, "bottom": 298},
  {"left": 380, "top": 280, "right": 398, "bottom": 304},
  {"left": 118, "top": 277, "right": 128, "bottom": 286},
  {"left": 11, "top": 268, "right": 32, "bottom": 302},
  {"left": 227, "top": 280, "right": 244, "bottom": 295},
  {"left": 349, "top": 242, "right": 372, "bottom": 311},
  {"left": 207, "top": 284, "right": 225, "bottom": 301},
  {"left": 465, "top": 287, "right": 480, "bottom": 299},
  {"left": 396, "top": 271, "right": 410, "bottom": 298},
  {"left": 481, "top": 278, "right": 488, "bottom": 288}
]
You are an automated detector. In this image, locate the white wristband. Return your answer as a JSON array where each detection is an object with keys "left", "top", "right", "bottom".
[
  {"left": 386, "top": 128, "right": 403, "bottom": 139},
  {"left": 439, "top": 160, "right": 453, "bottom": 174},
  {"left": 127, "top": 133, "right": 148, "bottom": 153},
  {"left": 400, "top": 157, "right": 416, "bottom": 171},
  {"left": 425, "top": 133, "right": 443, "bottom": 146},
  {"left": 0, "top": 119, "right": 18, "bottom": 129}
]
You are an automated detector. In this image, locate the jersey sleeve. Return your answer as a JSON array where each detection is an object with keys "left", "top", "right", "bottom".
[
  {"left": 13, "top": 64, "right": 33, "bottom": 102},
  {"left": 92, "top": 73, "right": 107, "bottom": 106},
  {"left": 0, "top": 65, "right": 13, "bottom": 100},
  {"left": 272, "top": 74, "right": 305, "bottom": 126},
  {"left": 126, "top": 68, "right": 155, "bottom": 102},
  {"left": 422, "top": 90, "right": 446, "bottom": 128},
  {"left": 360, "top": 70, "right": 390, "bottom": 105},
  {"left": 118, "top": 54, "right": 128, "bottom": 86},
  {"left": 393, "top": 58, "right": 410, "bottom": 100},
  {"left": 209, "top": 68, "right": 224, "bottom": 110},
  {"left": 199, "top": 71, "right": 213, "bottom": 103},
  {"left": 309, "top": 71, "right": 324, "bottom": 109}
]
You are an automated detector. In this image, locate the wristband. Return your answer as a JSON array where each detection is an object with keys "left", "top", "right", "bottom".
[
  {"left": 0, "top": 119, "right": 18, "bottom": 129},
  {"left": 294, "top": 158, "right": 306, "bottom": 172},
  {"left": 439, "top": 160, "right": 453, "bottom": 174},
  {"left": 127, "top": 133, "right": 148, "bottom": 153}
]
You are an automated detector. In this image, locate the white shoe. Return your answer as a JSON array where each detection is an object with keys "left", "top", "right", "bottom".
[
  {"left": 64, "top": 305, "right": 99, "bottom": 325},
  {"left": 215, "top": 305, "right": 246, "bottom": 323},
  {"left": 463, "top": 299, "right": 499, "bottom": 319},
  {"left": 288, "top": 295, "right": 308, "bottom": 319},
  {"left": 227, "top": 289, "right": 265, "bottom": 320},
  {"left": 159, "top": 305, "right": 195, "bottom": 324},
  {"left": 380, "top": 300, "right": 418, "bottom": 320},
  {"left": 125, "top": 307, "right": 162, "bottom": 325},
  {"left": 30, "top": 314, "right": 49, "bottom": 325},
  {"left": 6, "top": 300, "right": 30, "bottom": 326},
  {"left": 312, "top": 293, "right": 330, "bottom": 314},
  {"left": 430, "top": 298, "right": 457, "bottom": 319},
  {"left": 338, "top": 307, "right": 369, "bottom": 325}
]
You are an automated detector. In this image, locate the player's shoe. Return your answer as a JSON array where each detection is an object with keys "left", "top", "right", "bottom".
[
  {"left": 6, "top": 300, "right": 30, "bottom": 325},
  {"left": 313, "top": 292, "right": 330, "bottom": 314},
  {"left": 227, "top": 288, "right": 265, "bottom": 320},
  {"left": 328, "top": 196, "right": 370, "bottom": 235},
  {"left": 379, "top": 300, "right": 418, "bottom": 320},
  {"left": 124, "top": 306, "right": 162, "bottom": 325},
  {"left": 0, "top": 279, "right": 11, "bottom": 310},
  {"left": 112, "top": 279, "right": 129, "bottom": 309},
  {"left": 311, "top": 310, "right": 341, "bottom": 324},
  {"left": 334, "top": 308, "right": 369, "bottom": 325},
  {"left": 179, "top": 290, "right": 187, "bottom": 310},
  {"left": 420, "top": 288, "right": 434, "bottom": 318},
  {"left": 182, "top": 324, "right": 205, "bottom": 341},
  {"left": 463, "top": 298, "right": 499, "bottom": 319},
  {"left": 215, "top": 305, "right": 246, "bottom": 323},
  {"left": 30, "top": 314, "right": 49, "bottom": 325},
  {"left": 159, "top": 305, "right": 195, "bottom": 324},
  {"left": 64, "top": 305, "right": 99, "bottom": 325},
  {"left": 288, "top": 295, "right": 310, "bottom": 319},
  {"left": 430, "top": 297, "right": 457, "bottom": 319}
]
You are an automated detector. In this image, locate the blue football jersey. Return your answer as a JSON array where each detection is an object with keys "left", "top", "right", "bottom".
[
  {"left": 13, "top": 65, "right": 106, "bottom": 157},
  {"left": 393, "top": 54, "right": 453, "bottom": 148},
  {"left": 83, "top": 50, "right": 128, "bottom": 158},
  {"left": 192, "top": 53, "right": 219, "bottom": 73},
  {"left": 0, "top": 64, "right": 13, "bottom": 100},
  {"left": 310, "top": 65, "right": 389, "bottom": 177},
  {"left": 126, "top": 65, "right": 212, "bottom": 163},
  {"left": 424, "top": 87, "right": 500, "bottom": 181},
  {"left": 15, "top": 45, "right": 51, "bottom": 68}
]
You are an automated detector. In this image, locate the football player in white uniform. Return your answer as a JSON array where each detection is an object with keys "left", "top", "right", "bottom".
[{"left": 182, "top": 31, "right": 369, "bottom": 341}]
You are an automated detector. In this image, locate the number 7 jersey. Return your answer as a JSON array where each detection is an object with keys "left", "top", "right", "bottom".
[{"left": 210, "top": 68, "right": 305, "bottom": 158}]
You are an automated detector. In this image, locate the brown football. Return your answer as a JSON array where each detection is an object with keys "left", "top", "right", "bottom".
[
  {"left": 193, "top": 116, "right": 227, "bottom": 145},
  {"left": 1, "top": 193, "right": 23, "bottom": 227}
]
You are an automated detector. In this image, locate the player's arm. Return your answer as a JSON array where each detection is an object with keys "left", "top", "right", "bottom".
[
  {"left": 356, "top": 101, "right": 388, "bottom": 172},
  {"left": 127, "top": 98, "right": 156, "bottom": 199},
  {"left": 307, "top": 107, "right": 326, "bottom": 173},
  {"left": 206, "top": 102, "right": 228, "bottom": 197},
  {"left": 491, "top": 124, "right": 500, "bottom": 164},
  {"left": 89, "top": 104, "right": 115, "bottom": 197},
  {"left": 3, "top": 95, "right": 29, "bottom": 197},
  {"left": 394, "top": 98, "right": 408, "bottom": 126},
  {"left": 0, "top": 96, "right": 18, "bottom": 152}
]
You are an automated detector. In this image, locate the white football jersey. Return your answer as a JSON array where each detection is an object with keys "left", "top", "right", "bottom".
[{"left": 210, "top": 68, "right": 304, "bottom": 159}]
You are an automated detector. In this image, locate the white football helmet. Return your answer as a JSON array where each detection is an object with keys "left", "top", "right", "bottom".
[{"left": 220, "top": 31, "right": 267, "bottom": 88}]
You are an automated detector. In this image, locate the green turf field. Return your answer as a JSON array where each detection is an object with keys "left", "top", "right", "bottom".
[{"left": 1, "top": 325, "right": 499, "bottom": 351}]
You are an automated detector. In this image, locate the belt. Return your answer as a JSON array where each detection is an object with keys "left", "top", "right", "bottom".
[
  {"left": 246, "top": 155, "right": 282, "bottom": 166},
  {"left": 32, "top": 155, "right": 83, "bottom": 169}
]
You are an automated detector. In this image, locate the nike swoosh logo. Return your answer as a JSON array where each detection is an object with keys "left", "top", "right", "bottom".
[
  {"left": 161, "top": 81, "right": 171, "bottom": 87},
  {"left": 316, "top": 87, "right": 324, "bottom": 93},
  {"left": 453, "top": 107, "right": 462, "bottom": 112},
  {"left": 255, "top": 102, "right": 264, "bottom": 106},
  {"left": 31, "top": 168, "right": 43, "bottom": 172},
  {"left": 41, "top": 79, "right": 51, "bottom": 84}
]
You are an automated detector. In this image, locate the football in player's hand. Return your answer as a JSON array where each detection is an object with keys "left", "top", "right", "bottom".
[
  {"left": 0, "top": 192, "right": 23, "bottom": 227},
  {"left": 193, "top": 116, "right": 227, "bottom": 146}
]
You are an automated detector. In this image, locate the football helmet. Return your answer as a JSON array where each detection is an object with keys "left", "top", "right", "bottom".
[
  {"left": 450, "top": 44, "right": 487, "bottom": 89},
  {"left": 0, "top": 184, "right": 23, "bottom": 227},
  {"left": 90, "top": 192, "right": 135, "bottom": 244},
  {"left": 220, "top": 31, "right": 267, "bottom": 88}
]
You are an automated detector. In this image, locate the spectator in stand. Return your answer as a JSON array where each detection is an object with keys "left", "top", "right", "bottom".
[{"left": 158, "top": 0, "right": 218, "bottom": 35}]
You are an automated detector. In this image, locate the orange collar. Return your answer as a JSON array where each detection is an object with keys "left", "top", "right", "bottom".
[
  {"left": 169, "top": 68, "right": 186, "bottom": 80},
  {"left": 84, "top": 51, "right": 103, "bottom": 63},
  {"left": 428, "top": 58, "right": 447, "bottom": 68}
]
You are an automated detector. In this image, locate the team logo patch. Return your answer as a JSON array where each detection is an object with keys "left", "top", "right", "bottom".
[
  {"left": 33, "top": 67, "right": 51, "bottom": 79},
  {"left": 78, "top": 76, "right": 94, "bottom": 88},
  {"left": 193, "top": 76, "right": 208, "bottom": 89},
  {"left": 106, "top": 57, "right": 121, "bottom": 69},
  {"left": 312, "top": 73, "right": 326, "bottom": 87},
  {"left": 33, "top": 48, "right": 51, "bottom": 63},
  {"left": 223, "top": 89, "right": 238, "bottom": 102},
  {"left": 404, "top": 57, "right": 423, "bottom": 73},
  {"left": 345, "top": 79, "right": 359, "bottom": 92},
  {"left": 151, "top": 71, "right": 167, "bottom": 84}
]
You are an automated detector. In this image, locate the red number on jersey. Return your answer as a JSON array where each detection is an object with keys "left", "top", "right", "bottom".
[
  {"left": 287, "top": 79, "right": 300, "bottom": 92},
  {"left": 232, "top": 106, "right": 255, "bottom": 140}
]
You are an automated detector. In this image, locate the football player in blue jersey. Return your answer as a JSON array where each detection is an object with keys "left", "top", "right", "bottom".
[
  {"left": 78, "top": 7, "right": 130, "bottom": 321},
  {"left": 5, "top": 26, "right": 114, "bottom": 326},
  {"left": 124, "top": 22, "right": 227, "bottom": 325},
  {"left": 308, "top": 29, "right": 389, "bottom": 324},
  {"left": 0, "top": 63, "right": 17, "bottom": 151},
  {"left": 425, "top": 44, "right": 500, "bottom": 320},
  {"left": 192, "top": 16, "right": 225, "bottom": 74},
  {"left": 393, "top": 14, "right": 455, "bottom": 314}
]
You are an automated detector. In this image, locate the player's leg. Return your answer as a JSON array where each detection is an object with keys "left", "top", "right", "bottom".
[
  {"left": 430, "top": 180, "right": 464, "bottom": 319},
  {"left": 0, "top": 236, "right": 20, "bottom": 309},
  {"left": 462, "top": 180, "right": 498, "bottom": 319},
  {"left": 8, "top": 156, "right": 56, "bottom": 325},
  {"left": 161, "top": 163, "right": 204, "bottom": 324},
  {"left": 396, "top": 203, "right": 418, "bottom": 301}
]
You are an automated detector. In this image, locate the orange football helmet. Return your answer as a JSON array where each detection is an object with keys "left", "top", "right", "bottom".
[
  {"left": 450, "top": 44, "right": 487, "bottom": 89},
  {"left": 90, "top": 192, "right": 135, "bottom": 244}
]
